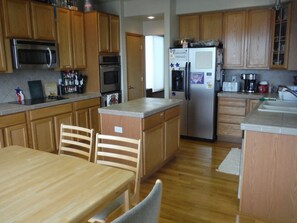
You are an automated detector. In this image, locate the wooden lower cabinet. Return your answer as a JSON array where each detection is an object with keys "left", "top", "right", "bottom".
[
  {"left": 217, "top": 97, "right": 260, "bottom": 143},
  {"left": 0, "top": 112, "right": 28, "bottom": 148},
  {"left": 143, "top": 124, "right": 164, "bottom": 176},
  {"left": 27, "top": 103, "right": 73, "bottom": 153},
  {"left": 0, "top": 129, "right": 4, "bottom": 148},
  {"left": 73, "top": 98, "right": 100, "bottom": 133}
]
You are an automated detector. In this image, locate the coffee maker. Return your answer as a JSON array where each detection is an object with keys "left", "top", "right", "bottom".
[{"left": 241, "top": 73, "right": 257, "bottom": 93}]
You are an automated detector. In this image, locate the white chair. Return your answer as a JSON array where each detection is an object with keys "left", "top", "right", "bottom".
[
  {"left": 90, "top": 133, "right": 142, "bottom": 223},
  {"left": 112, "top": 179, "right": 163, "bottom": 223},
  {"left": 58, "top": 124, "right": 94, "bottom": 161}
]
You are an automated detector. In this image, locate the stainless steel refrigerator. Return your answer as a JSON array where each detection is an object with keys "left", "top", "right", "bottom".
[{"left": 169, "top": 47, "right": 223, "bottom": 140}]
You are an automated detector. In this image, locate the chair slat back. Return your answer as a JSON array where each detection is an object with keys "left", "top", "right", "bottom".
[
  {"left": 94, "top": 133, "right": 142, "bottom": 204},
  {"left": 58, "top": 124, "right": 94, "bottom": 161}
]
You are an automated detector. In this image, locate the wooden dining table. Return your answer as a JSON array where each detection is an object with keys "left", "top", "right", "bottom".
[{"left": 0, "top": 145, "right": 134, "bottom": 223}]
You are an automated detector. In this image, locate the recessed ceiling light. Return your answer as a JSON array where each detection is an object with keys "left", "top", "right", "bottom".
[{"left": 148, "top": 16, "right": 155, "bottom": 20}]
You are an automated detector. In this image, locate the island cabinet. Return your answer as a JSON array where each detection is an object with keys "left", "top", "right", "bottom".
[
  {"left": 26, "top": 103, "right": 73, "bottom": 153},
  {"left": 240, "top": 131, "right": 297, "bottom": 223},
  {"left": 1, "top": 0, "right": 55, "bottom": 40},
  {"left": 73, "top": 98, "right": 100, "bottom": 133},
  {"left": 99, "top": 99, "right": 181, "bottom": 179},
  {"left": 0, "top": 112, "right": 28, "bottom": 148},
  {"left": 56, "top": 8, "right": 86, "bottom": 70}
]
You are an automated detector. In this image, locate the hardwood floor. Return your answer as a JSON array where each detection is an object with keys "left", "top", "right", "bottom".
[{"left": 140, "top": 138, "right": 272, "bottom": 223}]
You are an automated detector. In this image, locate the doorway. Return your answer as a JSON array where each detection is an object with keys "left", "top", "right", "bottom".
[{"left": 126, "top": 33, "right": 145, "bottom": 101}]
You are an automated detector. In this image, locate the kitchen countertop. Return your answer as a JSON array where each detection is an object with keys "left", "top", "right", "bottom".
[
  {"left": 98, "top": 97, "right": 182, "bottom": 118},
  {"left": 0, "top": 92, "right": 100, "bottom": 116},
  {"left": 241, "top": 100, "right": 297, "bottom": 136}
]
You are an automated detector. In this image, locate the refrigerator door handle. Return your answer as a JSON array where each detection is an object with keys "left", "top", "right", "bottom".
[
  {"left": 188, "top": 62, "right": 191, "bottom": 100},
  {"left": 185, "top": 62, "right": 188, "bottom": 100}
]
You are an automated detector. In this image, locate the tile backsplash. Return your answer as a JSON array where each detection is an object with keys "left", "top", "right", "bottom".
[
  {"left": 0, "top": 70, "right": 60, "bottom": 103},
  {"left": 224, "top": 69, "right": 297, "bottom": 93}
]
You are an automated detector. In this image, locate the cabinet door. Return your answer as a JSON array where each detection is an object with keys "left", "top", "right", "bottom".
[
  {"left": 179, "top": 14, "right": 199, "bottom": 40},
  {"left": 248, "top": 99, "right": 260, "bottom": 113},
  {"left": 223, "top": 11, "right": 246, "bottom": 68},
  {"left": 0, "top": 14, "right": 7, "bottom": 72},
  {"left": 89, "top": 106, "right": 100, "bottom": 133},
  {"left": 164, "top": 116, "right": 180, "bottom": 159},
  {"left": 31, "top": 2, "right": 55, "bottom": 40},
  {"left": 57, "top": 8, "right": 73, "bottom": 70},
  {"left": 0, "top": 129, "right": 4, "bottom": 148},
  {"left": 53, "top": 112, "right": 73, "bottom": 150},
  {"left": 246, "top": 8, "right": 272, "bottom": 68},
  {"left": 71, "top": 11, "right": 86, "bottom": 69},
  {"left": 109, "top": 15, "right": 120, "bottom": 53},
  {"left": 4, "top": 123, "right": 28, "bottom": 147},
  {"left": 98, "top": 13, "right": 110, "bottom": 52},
  {"left": 75, "top": 109, "right": 89, "bottom": 128},
  {"left": 143, "top": 124, "right": 164, "bottom": 176},
  {"left": 200, "top": 12, "right": 223, "bottom": 41},
  {"left": 1, "top": 0, "right": 32, "bottom": 38},
  {"left": 31, "top": 117, "right": 56, "bottom": 153}
]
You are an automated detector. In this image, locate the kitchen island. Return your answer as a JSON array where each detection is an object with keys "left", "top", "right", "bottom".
[
  {"left": 239, "top": 102, "right": 297, "bottom": 223},
  {"left": 99, "top": 97, "right": 182, "bottom": 179}
]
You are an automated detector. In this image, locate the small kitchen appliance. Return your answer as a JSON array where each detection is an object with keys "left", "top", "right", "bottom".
[
  {"left": 258, "top": 81, "right": 269, "bottom": 93},
  {"left": 241, "top": 73, "right": 257, "bottom": 93}
]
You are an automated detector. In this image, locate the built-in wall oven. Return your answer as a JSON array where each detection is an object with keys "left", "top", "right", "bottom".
[{"left": 99, "top": 54, "right": 121, "bottom": 107}]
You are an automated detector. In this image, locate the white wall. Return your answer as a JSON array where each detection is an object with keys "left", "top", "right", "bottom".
[{"left": 143, "top": 20, "right": 164, "bottom": 36}]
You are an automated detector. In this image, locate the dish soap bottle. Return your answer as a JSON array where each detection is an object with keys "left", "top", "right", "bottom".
[{"left": 15, "top": 87, "right": 25, "bottom": 104}]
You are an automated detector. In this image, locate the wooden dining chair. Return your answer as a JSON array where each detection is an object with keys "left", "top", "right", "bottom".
[
  {"left": 112, "top": 179, "right": 163, "bottom": 223},
  {"left": 89, "top": 133, "right": 142, "bottom": 223},
  {"left": 58, "top": 124, "right": 94, "bottom": 161}
]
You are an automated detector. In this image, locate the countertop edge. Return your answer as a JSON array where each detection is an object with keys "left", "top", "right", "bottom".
[{"left": 0, "top": 92, "right": 101, "bottom": 116}]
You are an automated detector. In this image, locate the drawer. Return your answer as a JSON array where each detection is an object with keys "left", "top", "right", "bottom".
[
  {"left": 165, "top": 106, "right": 180, "bottom": 121},
  {"left": 217, "top": 123, "right": 242, "bottom": 138},
  {"left": 28, "top": 103, "right": 73, "bottom": 120},
  {"left": 0, "top": 112, "right": 26, "bottom": 128},
  {"left": 73, "top": 98, "right": 99, "bottom": 110},
  {"left": 218, "top": 97, "right": 246, "bottom": 107},
  {"left": 143, "top": 112, "right": 164, "bottom": 130},
  {"left": 218, "top": 114, "right": 245, "bottom": 124},
  {"left": 218, "top": 106, "right": 246, "bottom": 116}
]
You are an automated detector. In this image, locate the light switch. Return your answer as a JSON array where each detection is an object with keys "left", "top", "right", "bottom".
[{"left": 114, "top": 126, "right": 123, "bottom": 133}]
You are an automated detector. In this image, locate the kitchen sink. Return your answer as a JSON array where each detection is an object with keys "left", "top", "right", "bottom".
[{"left": 258, "top": 100, "right": 297, "bottom": 114}]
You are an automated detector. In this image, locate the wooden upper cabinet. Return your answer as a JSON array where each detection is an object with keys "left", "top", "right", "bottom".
[
  {"left": 98, "top": 12, "right": 110, "bottom": 52},
  {"left": 109, "top": 15, "right": 120, "bottom": 53},
  {"left": 179, "top": 14, "right": 199, "bottom": 40},
  {"left": 97, "top": 13, "right": 119, "bottom": 53},
  {"left": 223, "top": 10, "right": 246, "bottom": 68},
  {"left": 200, "top": 12, "right": 223, "bottom": 41},
  {"left": 1, "top": 0, "right": 55, "bottom": 40},
  {"left": 56, "top": 8, "right": 73, "bottom": 70},
  {"left": 71, "top": 11, "right": 86, "bottom": 69},
  {"left": 246, "top": 8, "right": 272, "bottom": 68},
  {"left": 0, "top": 14, "right": 7, "bottom": 72},
  {"left": 31, "top": 1, "right": 56, "bottom": 40},
  {"left": 1, "top": 0, "right": 32, "bottom": 38}
]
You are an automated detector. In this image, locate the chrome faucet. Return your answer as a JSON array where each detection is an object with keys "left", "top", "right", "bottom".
[{"left": 279, "top": 85, "right": 297, "bottom": 98}]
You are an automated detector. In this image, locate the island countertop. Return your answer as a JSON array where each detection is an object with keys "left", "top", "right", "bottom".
[
  {"left": 98, "top": 98, "right": 182, "bottom": 118},
  {"left": 240, "top": 101, "right": 297, "bottom": 136}
]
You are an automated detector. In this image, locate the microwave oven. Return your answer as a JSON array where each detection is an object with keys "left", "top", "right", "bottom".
[{"left": 11, "top": 39, "right": 58, "bottom": 70}]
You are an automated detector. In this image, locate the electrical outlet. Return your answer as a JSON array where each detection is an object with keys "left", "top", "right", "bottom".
[
  {"left": 114, "top": 126, "right": 123, "bottom": 133},
  {"left": 232, "top": 76, "right": 237, "bottom": 82}
]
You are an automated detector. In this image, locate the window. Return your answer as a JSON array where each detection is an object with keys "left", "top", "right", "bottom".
[{"left": 145, "top": 36, "right": 164, "bottom": 92}]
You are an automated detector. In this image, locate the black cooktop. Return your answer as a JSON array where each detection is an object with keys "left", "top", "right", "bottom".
[{"left": 9, "top": 96, "right": 67, "bottom": 105}]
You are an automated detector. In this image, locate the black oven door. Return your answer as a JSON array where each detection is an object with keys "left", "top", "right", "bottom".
[{"left": 100, "top": 65, "right": 121, "bottom": 94}]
